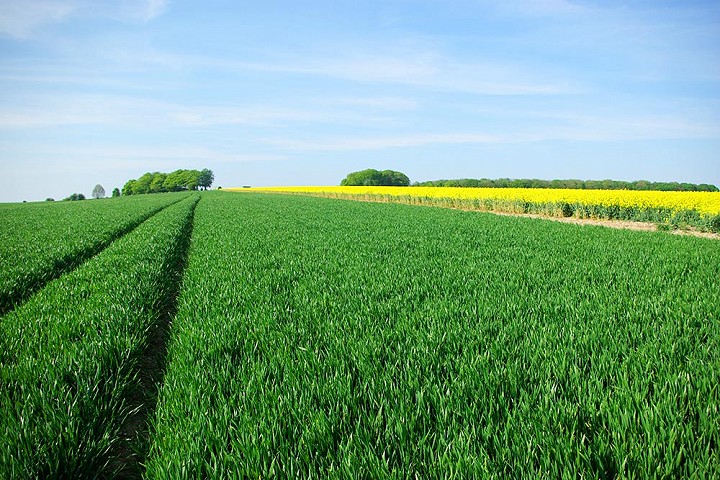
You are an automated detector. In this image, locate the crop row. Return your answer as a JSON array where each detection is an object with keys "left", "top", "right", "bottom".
[
  {"left": 235, "top": 186, "right": 720, "bottom": 231},
  {"left": 146, "top": 192, "right": 719, "bottom": 478},
  {"left": 0, "top": 194, "right": 198, "bottom": 479},
  {"left": 0, "top": 192, "right": 191, "bottom": 315}
]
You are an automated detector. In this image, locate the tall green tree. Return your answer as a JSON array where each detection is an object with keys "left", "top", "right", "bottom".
[
  {"left": 133, "top": 173, "right": 154, "bottom": 194},
  {"left": 150, "top": 173, "right": 168, "bottom": 193},
  {"left": 122, "top": 180, "right": 136, "bottom": 196},
  {"left": 184, "top": 170, "right": 200, "bottom": 190},
  {"left": 163, "top": 171, "right": 185, "bottom": 191},
  {"left": 198, "top": 169, "right": 214, "bottom": 190}
]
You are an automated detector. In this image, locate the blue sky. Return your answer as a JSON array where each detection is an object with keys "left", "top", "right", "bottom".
[{"left": 1, "top": 0, "right": 719, "bottom": 202}]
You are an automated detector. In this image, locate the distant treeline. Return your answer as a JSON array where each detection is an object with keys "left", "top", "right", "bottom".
[
  {"left": 122, "top": 169, "right": 214, "bottom": 195},
  {"left": 413, "top": 178, "right": 719, "bottom": 192}
]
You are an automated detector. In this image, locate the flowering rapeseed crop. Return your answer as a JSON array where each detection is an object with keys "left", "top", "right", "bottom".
[
  {"left": 235, "top": 186, "right": 720, "bottom": 216},
  {"left": 231, "top": 186, "right": 720, "bottom": 230}
]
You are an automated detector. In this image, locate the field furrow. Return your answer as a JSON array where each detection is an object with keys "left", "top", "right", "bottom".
[{"left": 0, "top": 194, "right": 199, "bottom": 479}]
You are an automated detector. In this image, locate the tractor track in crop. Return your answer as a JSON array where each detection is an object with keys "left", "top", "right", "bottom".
[
  {"left": 0, "top": 195, "right": 190, "bottom": 318},
  {"left": 110, "top": 196, "right": 199, "bottom": 480}
]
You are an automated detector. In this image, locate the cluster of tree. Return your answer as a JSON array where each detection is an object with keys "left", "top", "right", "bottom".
[
  {"left": 122, "top": 169, "right": 214, "bottom": 195},
  {"left": 413, "top": 178, "right": 719, "bottom": 192},
  {"left": 64, "top": 193, "right": 86, "bottom": 201},
  {"left": 341, "top": 169, "right": 410, "bottom": 186}
]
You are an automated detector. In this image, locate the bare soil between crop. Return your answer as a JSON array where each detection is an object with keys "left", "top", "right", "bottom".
[{"left": 490, "top": 210, "right": 720, "bottom": 239}]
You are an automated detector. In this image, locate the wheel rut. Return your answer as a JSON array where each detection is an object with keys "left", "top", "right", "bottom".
[
  {"left": 109, "top": 195, "right": 199, "bottom": 479},
  {"left": 0, "top": 196, "right": 190, "bottom": 318}
]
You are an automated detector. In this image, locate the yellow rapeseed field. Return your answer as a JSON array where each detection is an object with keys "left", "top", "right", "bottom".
[{"left": 231, "top": 186, "right": 720, "bottom": 217}]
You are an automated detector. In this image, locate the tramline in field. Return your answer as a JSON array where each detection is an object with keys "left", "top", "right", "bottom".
[
  {"left": 0, "top": 192, "right": 191, "bottom": 315},
  {"left": 0, "top": 194, "right": 198, "bottom": 479}
]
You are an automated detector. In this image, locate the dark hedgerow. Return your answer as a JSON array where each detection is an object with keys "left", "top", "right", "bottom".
[{"left": 711, "top": 214, "right": 720, "bottom": 233}]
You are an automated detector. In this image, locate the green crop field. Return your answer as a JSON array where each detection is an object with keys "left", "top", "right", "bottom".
[
  {"left": 1, "top": 191, "right": 718, "bottom": 479},
  {"left": 1, "top": 193, "right": 198, "bottom": 478},
  {"left": 0, "top": 192, "right": 190, "bottom": 315}
]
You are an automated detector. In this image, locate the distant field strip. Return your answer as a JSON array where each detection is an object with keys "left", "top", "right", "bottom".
[
  {"left": 232, "top": 186, "right": 720, "bottom": 231},
  {"left": 0, "top": 192, "right": 191, "bottom": 315},
  {"left": 147, "top": 192, "right": 720, "bottom": 478},
  {"left": 0, "top": 194, "right": 198, "bottom": 479}
]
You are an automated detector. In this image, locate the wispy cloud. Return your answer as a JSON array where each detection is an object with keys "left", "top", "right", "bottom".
[
  {"left": 319, "top": 96, "right": 418, "bottom": 110},
  {"left": 0, "top": 93, "right": 398, "bottom": 129},
  {"left": 501, "top": 0, "right": 588, "bottom": 16},
  {"left": 0, "top": 94, "right": 165, "bottom": 128},
  {"left": 7, "top": 145, "right": 285, "bottom": 173},
  {"left": 169, "top": 105, "right": 337, "bottom": 127},
  {"left": 0, "top": 0, "right": 168, "bottom": 39},
  {"left": 267, "top": 132, "right": 535, "bottom": 151},
  {"left": 233, "top": 54, "right": 578, "bottom": 95},
  {"left": 2, "top": 87, "right": 716, "bottom": 148},
  {"left": 136, "top": 0, "right": 168, "bottom": 22},
  {"left": 0, "top": 0, "right": 76, "bottom": 39},
  {"left": 266, "top": 114, "right": 720, "bottom": 153},
  {"left": 547, "top": 115, "right": 720, "bottom": 142},
  {"left": 2, "top": 28, "right": 579, "bottom": 96}
]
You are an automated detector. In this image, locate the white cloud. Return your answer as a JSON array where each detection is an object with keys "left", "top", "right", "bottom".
[
  {"left": 508, "top": 0, "right": 587, "bottom": 16},
  {"left": 0, "top": 92, "right": 405, "bottom": 129},
  {"left": 230, "top": 54, "right": 577, "bottom": 96},
  {"left": 2, "top": 90, "right": 716, "bottom": 151},
  {"left": 546, "top": 115, "right": 720, "bottom": 142},
  {"left": 0, "top": 94, "right": 162, "bottom": 127},
  {"left": 319, "top": 96, "right": 418, "bottom": 110},
  {"left": 170, "top": 105, "right": 334, "bottom": 127},
  {"left": 4, "top": 145, "right": 285, "bottom": 172},
  {"left": 268, "top": 132, "right": 538, "bottom": 151},
  {"left": 265, "top": 113, "right": 720, "bottom": 152},
  {"left": 0, "top": 0, "right": 77, "bottom": 39},
  {"left": 91, "top": 0, "right": 169, "bottom": 23},
  {"left": 126, "top": 0, "right": 168, "bottom": 22},
  {"left": 0, "top": 0, "right": 168, "bottom": 39}
]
